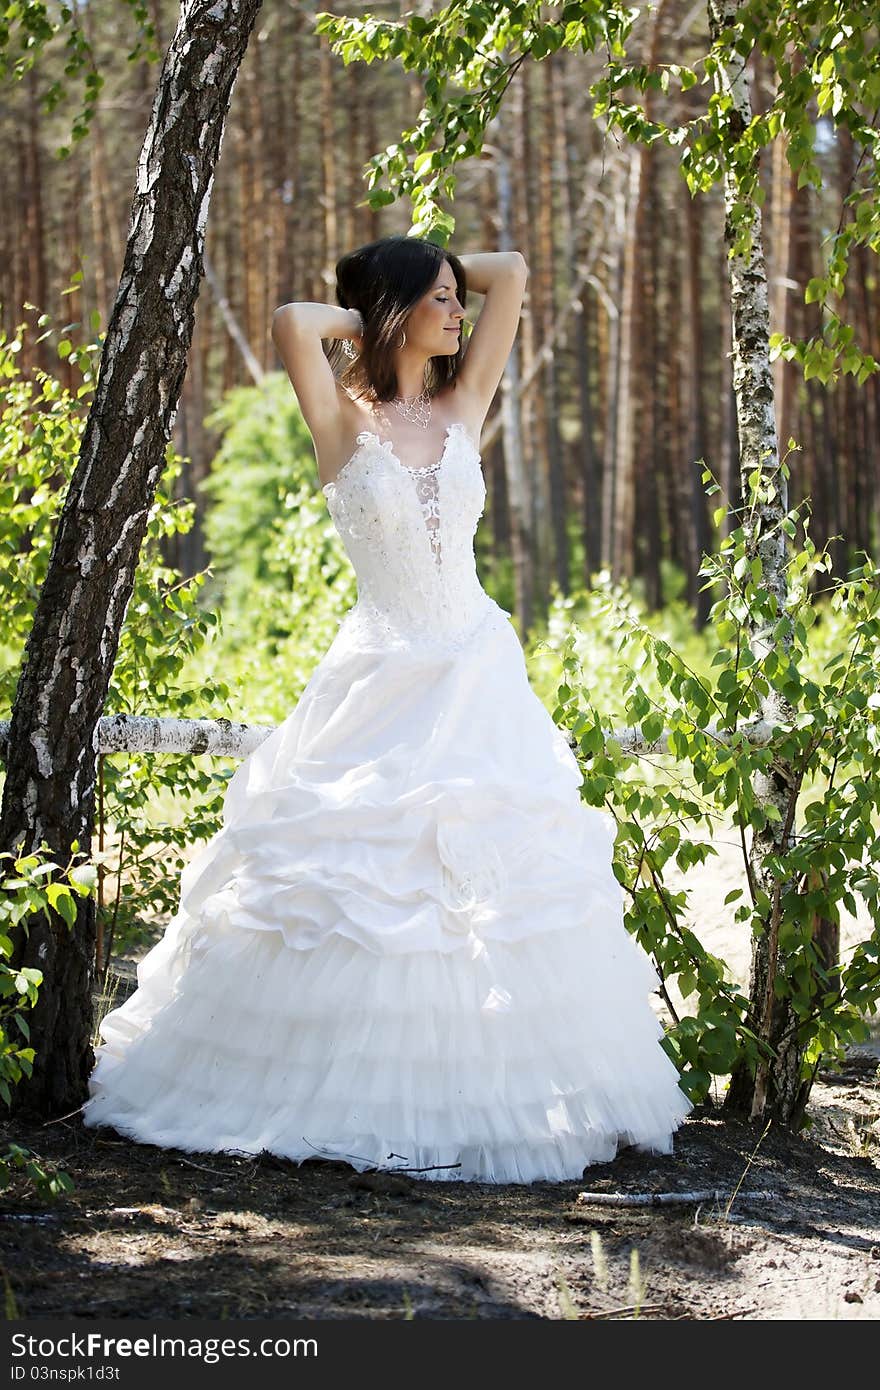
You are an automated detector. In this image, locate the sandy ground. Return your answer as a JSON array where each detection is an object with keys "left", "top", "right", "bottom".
[
  {"left": 2, "top": 810, "right": 878, "bottom": 1321},
  {"left": 2, "top": 1059, "right": 878, "bottom": 1321}
]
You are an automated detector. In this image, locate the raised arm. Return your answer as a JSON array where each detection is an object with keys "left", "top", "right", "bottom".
[
  {"left": 455, "top": 252, "right": 528, "bottom": 423},
  {"left": 270, "top": 302, "right": 363, "bottom": 457}
]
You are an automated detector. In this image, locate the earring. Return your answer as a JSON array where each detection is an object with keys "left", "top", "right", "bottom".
[
  {"left": 397, "top": 330, "right": 407, "bottom": 349},
  {"left": 342, "top": 338, "right": 358, "bottom": 359}
]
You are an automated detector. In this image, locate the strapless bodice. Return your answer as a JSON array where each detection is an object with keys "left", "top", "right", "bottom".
[{"left": 321, "top": 421, "right": 510, "bottom": 652}]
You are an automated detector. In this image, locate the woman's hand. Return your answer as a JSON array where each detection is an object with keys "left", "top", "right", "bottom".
[{"left": 348, "top": 308, "right": 364, "bottom": 351}]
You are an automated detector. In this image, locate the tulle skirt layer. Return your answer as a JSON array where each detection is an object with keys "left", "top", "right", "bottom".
[{"left": 83, "top": 601, "right": 692, "bottom": 1183}]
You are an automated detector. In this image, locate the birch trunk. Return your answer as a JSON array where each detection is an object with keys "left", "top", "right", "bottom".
[
  {"left": 0, "top": 0, "right": 264, "bottom": 1118},
  {"left": 708, "top": 0, "right": 802, "bottom": 1123}
]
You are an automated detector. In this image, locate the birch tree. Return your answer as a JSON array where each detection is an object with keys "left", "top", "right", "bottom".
[
  {"left": 703, "top": 0, "right": 794, "bottom": 1118},
  {"left": 0, "top": 0, "right": 264, "bottom": 1116}
]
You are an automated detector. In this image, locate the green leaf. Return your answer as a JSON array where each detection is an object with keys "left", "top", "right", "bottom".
[{"left": 804, "top": 278, "right": 824, "bottom": 305}]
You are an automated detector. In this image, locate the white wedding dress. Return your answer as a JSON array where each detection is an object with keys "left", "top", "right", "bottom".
[{"left": 82, "top": 420, "right": 692, "bottom": 1182}]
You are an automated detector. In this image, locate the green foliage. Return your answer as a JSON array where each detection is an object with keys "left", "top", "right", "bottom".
[
  {"left": 0, "top": 312, "right": 102, "bottom": 703},
  {"left": 190, "top": 372, "right": 357, "bottom": 725},
  {"left": 0, "top": 842, "right": 97, "bottom": 1198},
  {"left": 0, "top": 843, "right": 97, "bottom": 1107},
  {"left": 525, "top": 579, "right": 717, "bottom": 717},
  {"left": 0, "top": 1141, "right": 73, "bottom": 1200},
  {"left": 315, "top": 1, "right": 636, "bottom": 242},
  {"left": 0, "top": 314, "right": 230, "bottom": 962},
  {"left": 314, "top": 1, "right": 877, "bottom": 379},
  {"left": 0, "top": 0, "right": 157, "bottom": 156},
  {"left": 593, "top": 0, "right": 879, "bottom": 382},
  {"left": 199, "top": 373, "right": 321, "bottom": 599},
  {"left": 547, "top": 461, "right": 880, "bottom": 1105}
]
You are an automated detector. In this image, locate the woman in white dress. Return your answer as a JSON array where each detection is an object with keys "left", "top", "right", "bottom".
[{"left": 82, "top": 235, "right": 692, "bottom": 1183}]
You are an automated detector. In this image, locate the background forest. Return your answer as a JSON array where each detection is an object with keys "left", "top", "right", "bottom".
[{"left": 3, "top": 0, "right": 876, "bottom": 628}]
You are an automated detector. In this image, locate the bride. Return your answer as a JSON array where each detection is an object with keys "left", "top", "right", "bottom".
[{"left": 82, "top": 234, "right": 692, "bottom": 1183}]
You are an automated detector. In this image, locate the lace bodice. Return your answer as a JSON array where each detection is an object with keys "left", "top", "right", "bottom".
[{"left": 322, "top": 421, "right": 509, "bottom": 651}]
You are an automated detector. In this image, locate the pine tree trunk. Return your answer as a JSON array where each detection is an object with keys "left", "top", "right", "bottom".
[
  {"left": 683, "top": 182, "right": 712, "bottom": 627},
  {"left": 539, "top": 55, "right": 568, "bottom": 596},
  {"left": 319, "top": 36, "right": 338, "bottom": 293},
  {"left": 574, "top": 286, "right": 601, "bottom": 583},
  {"left": 613, "top": 1, "right": 669, "bottom": 586},
  {"left": 557, "top": 69, "right": 600, "bottom": 585},
  {"left": 718, "top": 234, "right": 741, "bottom": 539},
  {"left": 614, "top": 152, "right": 644, "bottom": 586},
  {"left": 494, "top": 116, "right": 535, "bottom": 637},
  {"left": 0, "top": 0, "right": 264, "bottom": 1119},
  {"left": 601, "top": 175, "right": 624, "bottom": 573},
  {"left": 770, "top": 101, "right": 794, "bottom": 454},
  {"left": 508, "top": 65, "right": 542, "bottom": 606},
  {"left": 639, "top": 149, "right": 661, "bottom": 612},
  {"left": 25, "top": 67, "right": 49, "bottom": 371},
  {"left": 708, "top": 0, "right": 803, "bottom": 1124}
]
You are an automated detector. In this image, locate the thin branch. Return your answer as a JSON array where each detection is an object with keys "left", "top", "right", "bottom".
[{"left": 577, "top": 1188, "right": 776, "bottom": 1207}]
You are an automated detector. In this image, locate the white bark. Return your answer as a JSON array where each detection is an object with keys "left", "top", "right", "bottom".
[
  {"left": 0, "top": 713, "right": 783, "bottom": 762},
  {"left": 577, "top": 1189, "right": 775, "bottom": 1207},
  {"left": 709, "top": 0, "right": 801, "bottom": 1123}
]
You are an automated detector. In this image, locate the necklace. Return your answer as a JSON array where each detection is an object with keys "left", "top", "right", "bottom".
[{"left": 390, "top": 384, "right": 432, "bottom": 429}]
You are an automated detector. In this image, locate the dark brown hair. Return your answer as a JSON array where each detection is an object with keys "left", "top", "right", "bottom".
[{"left": 327, "top": 235, "right": 468, "bottom": 402}]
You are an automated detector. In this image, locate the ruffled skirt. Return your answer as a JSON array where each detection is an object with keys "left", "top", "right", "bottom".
[{"left": 83, "top": 601, "right": 692, "bottom": 1182}]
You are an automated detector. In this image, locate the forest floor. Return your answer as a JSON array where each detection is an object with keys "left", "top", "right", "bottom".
[
  {"left": 3, "top": 813, "right": 879, "bottom": 1321},
  {"left": 2, "top": 1048, "right": 878, "bottom": 1321}
]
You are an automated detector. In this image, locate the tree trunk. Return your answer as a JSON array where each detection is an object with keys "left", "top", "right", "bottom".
[
  {"left": 319, "top": 35, "right": 338, "bottom": 293},
  {"left": 638, "top": 147, "right": 661, "bottom": 612},
  {"left": 493, "top": 124, "right": 534, "bottom": 638},
  {"left": 683, "top": 184, "right": 712, "bottom": 627},
  {"left": 718, "top": 232, "right": 741, "bottom": 540},
  {"left": 769, "top": 96, "right": 795, "bottom": 455},
  {"left": 613, "top": 0, "right": 670, "bottom": 587},
  {"left": 557, "top": 66, "right": 600, "bottom": 585},
  {"left": 708, "top": 0, "right": 801, "bottom": 1124},
  {"left": 613, "top": 146, "right": 642, "bottom": 586},
  {"left": 538, "top": 55, "right": 568, "bottom": 596},
  {"left": 24, "top": 67, "right": 50, "bottom": 372},
  {"left": 239, "top": 44, "right": 265, "bottom": 359},
  {"left": 515, "top": 62, "right": 545, "bottom": 609},
  {"left": 0, "top": 0, "right": 264, "bottom": 1119},
  {"left": 601, "top": 176, "right": 624, "bottom": 573}
]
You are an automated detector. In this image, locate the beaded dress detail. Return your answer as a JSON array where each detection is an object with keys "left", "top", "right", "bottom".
[
  {"left": 83, "top": 420, "right": 692, "bottom": 1184},
  {"left": 320, "top": 423, "right": 501, "bottom": 651}
]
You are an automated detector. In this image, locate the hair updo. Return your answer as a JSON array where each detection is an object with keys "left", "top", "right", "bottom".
[{"left": 327, "top": 234, "right": 468, "bottom": 403}]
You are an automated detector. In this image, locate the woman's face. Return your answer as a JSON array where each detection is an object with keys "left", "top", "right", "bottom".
[{"left": 404, "top": 261, "right": 465, "bottom": 356}]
